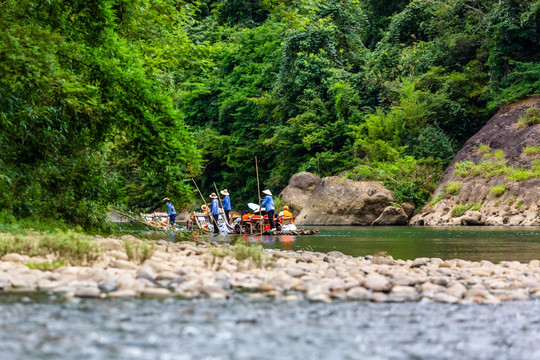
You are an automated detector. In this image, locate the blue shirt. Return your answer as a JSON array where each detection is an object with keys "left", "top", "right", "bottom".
[
  {"left": 166, "top": 202, "right": 176, "bottom": 216},
  {"left": 211, "top": 198, "right": 220, "bottom": 215},
  {"left": 222, "top": 195, "right": 231, "bottom": 211},
  {"left": 261, "top": 195, "right": 274, "bottom": 211}
]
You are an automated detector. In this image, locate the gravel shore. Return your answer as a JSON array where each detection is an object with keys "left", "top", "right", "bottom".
[{"left": 2, "top": 235, "right": 540, "bottom": 304}]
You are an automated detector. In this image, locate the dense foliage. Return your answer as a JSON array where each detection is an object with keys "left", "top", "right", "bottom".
[
  {"left": 0, "top": 0, "right": 203, "bottom": 229},
  {"left": 183, "top": 0, "right": 539, "bottom": 209},
  {"left": 1, "top": 0, "right": 538, "bottom": 228}
]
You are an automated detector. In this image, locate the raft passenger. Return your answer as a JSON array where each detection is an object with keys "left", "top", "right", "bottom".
[
  {"left": 279, "top": 205, "right": 293, "bottom": 219},
  {"left": 162, "top": 197, "right": 176, "bottom": 226},
  {"left": 260, "top": 189, "right": 276, "bottom": 231},
  {"left": 221, "top": 189, "right": 231, "bottom": 221},
  {"left": 209, "top": 193, "right": 220, "bottom": 234}
]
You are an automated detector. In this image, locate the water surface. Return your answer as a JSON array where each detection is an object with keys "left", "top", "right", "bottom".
[
  {"left": 1, "top": 293, "right": 540, "bottom": 360},
  {"left": 230, "top": 226, "right": 540, "bottom": 263}
]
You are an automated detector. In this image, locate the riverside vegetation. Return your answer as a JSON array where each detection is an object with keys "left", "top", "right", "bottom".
[
  {"left": 2, "top": 231, "right": 540, "bottom": 305},
  {"left": 1, "top": 0, "right": 539, "bottom": 230}
]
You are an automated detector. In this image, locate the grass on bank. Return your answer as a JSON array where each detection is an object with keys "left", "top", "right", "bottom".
[
  {"left": 0, "top": 230, "right": 100, "bottom": 265},
  {"left": 206, "top": 240, "right": 267, "bottom": 270},
  {"left": 123, "top": 240, "right": 155, "bottom": 264},
  {"left": 451, "top": 203, "right": 482, "bottom": 217}
]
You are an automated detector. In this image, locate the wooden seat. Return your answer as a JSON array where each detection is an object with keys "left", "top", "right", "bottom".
[
  {"left": 281, "top": 217, "right": 293, "bottom": 225},
  {"left": 238, "top": 220, "right": 253, "bottom": 234}
]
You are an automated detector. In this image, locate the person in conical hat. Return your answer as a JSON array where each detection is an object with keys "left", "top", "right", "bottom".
[
  {"left": 260, "top": 189, "right": 276, "bottom": 231},
  {"left": 162, "top": 197, "right": 176, "bottom": 226},
  {"left": 220, "top": 189, "right": 232, "bottom": 221},
  {"left": 209, "top": 193, "right": 220, "bottom": 233}
]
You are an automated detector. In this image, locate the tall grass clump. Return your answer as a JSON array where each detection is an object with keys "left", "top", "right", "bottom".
[
  {"left": 506, "top": 168, "right": 534, "bottom": 182},
  {"left": 444, "top": 181, "right": 462, "bottom": 195},
  {"left": 516, "top": 107, "right": 540, "bottom": 128},
  {"left": 123, "top": 240, "right": 155, "bottom": 264},
  {"left": 522, "top": 145, "right": 540, "bottom": 156},
  {"left": 477, "top": 143, "right": 491, "bottom": 157},
  {"left": 490, "top": 185, "right": 507, "bottom": 197},
  {"left": 451, "top": 205, "right": 468, "bottom": 217},
  {"left": 454, "top": 160, "right": 509, "bottom": 179}
]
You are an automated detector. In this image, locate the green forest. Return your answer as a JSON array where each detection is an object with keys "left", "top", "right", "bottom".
[{"left": 1, "top": 0, "right": 538, "bottom": 230}]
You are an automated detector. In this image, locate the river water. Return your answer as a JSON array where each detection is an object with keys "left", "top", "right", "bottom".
[
  {"left": 3, "top": 226, "right": 540, "bottom": 359},
  {"left": 236, "top": 226, "right": 540, "bottom": 263}
]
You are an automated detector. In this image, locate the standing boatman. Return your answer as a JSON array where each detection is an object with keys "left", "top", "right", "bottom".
[
  {"left": 162, "top": 197, "right": 176, "bottom": 227},
  {"left": 209, "top": 193, "right": 220, "bottom": 234},
  {"left": 221, "top": 189, "right": 231, "bottom": 221},
  {"left": 260, "top": 189, "right": 276, "bottom": 231}
]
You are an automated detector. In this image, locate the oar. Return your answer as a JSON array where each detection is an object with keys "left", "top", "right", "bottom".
[{"left": 255, "top": 156, "right": 262, "bottom": 236}]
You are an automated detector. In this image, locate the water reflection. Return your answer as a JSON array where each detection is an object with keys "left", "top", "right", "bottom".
[{"left": 128, "top": 226, "right": 540, "bottom": 263}]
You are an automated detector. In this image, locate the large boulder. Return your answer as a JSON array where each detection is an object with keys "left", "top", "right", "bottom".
[
  {"left": 294, "top": 176, "right": 394, "bottom": 226},
  {"left": 411, "top": 97, "right": 540, "bottom": 226},
  {"left": 372, "top": 206, "right": 409, "bottom": 226},
  {"left": 279, "top": 172, "right": 321, "bottom": 213}
]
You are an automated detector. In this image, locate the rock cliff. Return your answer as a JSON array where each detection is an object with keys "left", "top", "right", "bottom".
[{"left": 411, "top": 97, "right": 540, "bottom": 226}]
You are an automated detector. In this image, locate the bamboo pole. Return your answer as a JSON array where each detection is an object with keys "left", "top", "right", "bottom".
[
  {"left": 214, "top": 182, "right": 231, "bottom": 228},
  {"left": 255, "top": 156, "right": 263, "bottom": 236},
  {"left": 191, "top": 178, "right": 208, "bottom": 208},
  {"left": 213, "top": 182, "right": 224, "bottom": 210},
  {"left": 113, "top": 209, "right": 159, "bottom": 230}
]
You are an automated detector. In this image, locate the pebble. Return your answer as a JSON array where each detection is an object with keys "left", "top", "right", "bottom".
[
  {"left": 1, "top": 253, "right": 25, "bottom": 262},
  {"left": 75, "top": 287, "right": 102, "bottom": 298},
  {"left": 2, "top": 235, "right": 540, "bottom": 305},
  {"left": 364, "top": 273, "right": 391, "bottom": 292},
  {"left": 111, "top": 260, "right": 137, "bottom": 270}
]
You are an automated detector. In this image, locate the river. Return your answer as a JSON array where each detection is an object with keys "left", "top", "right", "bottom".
[
  {"left": 2, "top": 226, "right": 540, "bottom": 359},
  {"left": 236, "top": 226, "right": 540, "bottom": 263}
]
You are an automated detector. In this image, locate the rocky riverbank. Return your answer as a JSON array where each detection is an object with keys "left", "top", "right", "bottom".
[
  {"left": 412, "top": 97, "right": 540, "bottom": 226},
  {"left": 2, "top": 235, "right": 540, "bottom": 305}
]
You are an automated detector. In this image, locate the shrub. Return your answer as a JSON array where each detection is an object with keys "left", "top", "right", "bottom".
[
  {"left": 409, "top": 124, "right": 455, "bottom": 167},
  {"left": 353, "top": 156, "right": 442, "bottom": 208},
  {"left": 452, "top": 205, "right": 468, "bottom": 217},
  {"left": 516, "top": 107, "right": 540, "bottom": 128},
  {"left": 493, "top": 149, "right": 505, "bottom": 160},
  {"left": 430, "top": 193, "right": 445, "bottom": 206},
  {"left": 477, "top": 143, "right": 491, "bottom": 157},
  {"left": 490, "top": 185, "right": 507, "bottom": 197},
  {"left": 444, "top": 181, "right": 462, "bottom": 195},
  {"left": 470, "top": 203, "right": 482, "bottom": 211}
]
